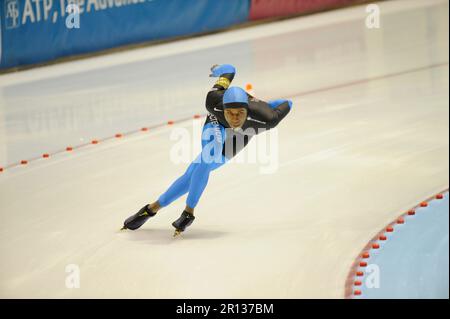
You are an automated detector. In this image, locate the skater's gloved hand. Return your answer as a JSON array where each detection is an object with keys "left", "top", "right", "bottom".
[
  {"left": 209, "top": 64, "right": 236, "bottom": 77},
  {"left": 268, "top": 99, "right": 293, "bottom": 110}
]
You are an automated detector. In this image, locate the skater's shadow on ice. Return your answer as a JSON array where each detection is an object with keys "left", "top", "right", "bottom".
[{"left": 123, "top": 228, "right": 228, "bottom": 244}]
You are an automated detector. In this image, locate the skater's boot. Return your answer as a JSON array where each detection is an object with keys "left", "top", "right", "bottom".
[
  {"left": 121, "top": 205, "right": 156, "bottom": 230},
  {"left": 172, "top": 211, "right": 195, "bottom": 237}
]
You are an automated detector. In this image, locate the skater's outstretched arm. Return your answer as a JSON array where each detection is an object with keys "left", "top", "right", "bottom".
[{"left": 247, "top": 98, "right": 292, "bottom": 130}]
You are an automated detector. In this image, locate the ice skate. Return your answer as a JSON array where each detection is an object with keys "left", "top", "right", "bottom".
[
  {"left": 172, "top": 211, "right": 195, "bottom": 237},
  {"left": 121, "top": 204, "right": 156, "bottom": 230}
]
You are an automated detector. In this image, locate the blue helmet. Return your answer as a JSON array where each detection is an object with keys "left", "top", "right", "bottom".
[{"left": 223, "top": 87, "right": 248, "bottom": 109}]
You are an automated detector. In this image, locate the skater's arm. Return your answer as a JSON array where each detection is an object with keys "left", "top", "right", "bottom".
[
  {"left": 209, "top": 64, "right": 236, "bottom": 90},
  {"left": 206, "top": 64, "right": 236, "bottom": 113},
  {"left": 268, "top": 100, "right": 291, "bottom": 128},
  {"left": 251, "top": 99, "right": 292, "bottom": 130},
  {"left": 212, "top": 73, "right": 234, "bottom": 90}
]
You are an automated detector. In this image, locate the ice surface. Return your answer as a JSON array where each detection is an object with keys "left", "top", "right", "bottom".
[{"left": 0, "top": 0, "right": 448, "bottom": 298}]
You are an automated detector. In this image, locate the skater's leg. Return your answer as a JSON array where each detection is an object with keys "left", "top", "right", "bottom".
[
  {"left": 157, "top": 150, "right": 225, "bottom": 210},
  {"left": 183, "top": 121, "right": 228, "bottom": 211},
  {"left": 123, "top": 158, "right": 197, "bottom": 230},
  {"left": 172, "top": 153, "right": 227, "bottom": 235},
  {"left": 185, "top": 154, "right": 227, "bottom": 210},
  {"left": 186, "top": 162, "right": 211, "bottom": 210},
  {"left": 157, "top": 161, "right": 197, "bottom": 207}
]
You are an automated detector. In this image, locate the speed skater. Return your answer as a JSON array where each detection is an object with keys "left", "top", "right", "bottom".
[{"left": 121, "top": 64, "right": 292, "bottom": 236}]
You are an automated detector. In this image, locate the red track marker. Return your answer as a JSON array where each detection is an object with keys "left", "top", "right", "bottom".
[{"left": 345, "top": 190, "right": 448, "bottom": 299}]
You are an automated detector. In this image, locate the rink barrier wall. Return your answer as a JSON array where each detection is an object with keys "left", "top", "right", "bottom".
[
  {"left": 0, "top": 0, "right": 251, "bottom": 70},
  {"left": 1, "top": 0, "right": 369, "bottom": 70},
  {"left": 249, "top": 0, "right": 367, "bottom": 20},
  {"left": 344, "top": 190, "right": 449, "bottom": 298}
]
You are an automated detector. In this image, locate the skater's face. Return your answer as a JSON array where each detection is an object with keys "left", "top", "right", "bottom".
[{"left": 224, "top": 108, "right": 247, "bottom": 128}]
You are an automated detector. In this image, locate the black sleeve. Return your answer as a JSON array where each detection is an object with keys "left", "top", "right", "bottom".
[
  {"left": 248, "top": 99, "right": 291, "bottom": 130},
  {"left": 267, "top": 101, "right": 291, "bottom": 129}
]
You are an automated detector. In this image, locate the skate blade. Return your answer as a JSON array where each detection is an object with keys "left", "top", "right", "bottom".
[
  {"left": 120, "top": 226, "right": 128, "bottom": 231},
  {"left": 173, "top": 229, "right": 182, "bottom": 237}
]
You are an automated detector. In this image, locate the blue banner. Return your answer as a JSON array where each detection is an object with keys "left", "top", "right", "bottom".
[{"left": 0, "top": 0, "right": 251, "bottom": 69}]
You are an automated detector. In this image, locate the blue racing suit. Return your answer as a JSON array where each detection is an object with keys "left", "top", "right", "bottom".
[{"left": 158, "top": 65, "right": 292, "bottom": 209}]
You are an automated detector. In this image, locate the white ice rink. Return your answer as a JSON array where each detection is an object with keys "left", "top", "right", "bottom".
[{"left": 0, "top": 0, "right": 448, "bottom": 298}]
